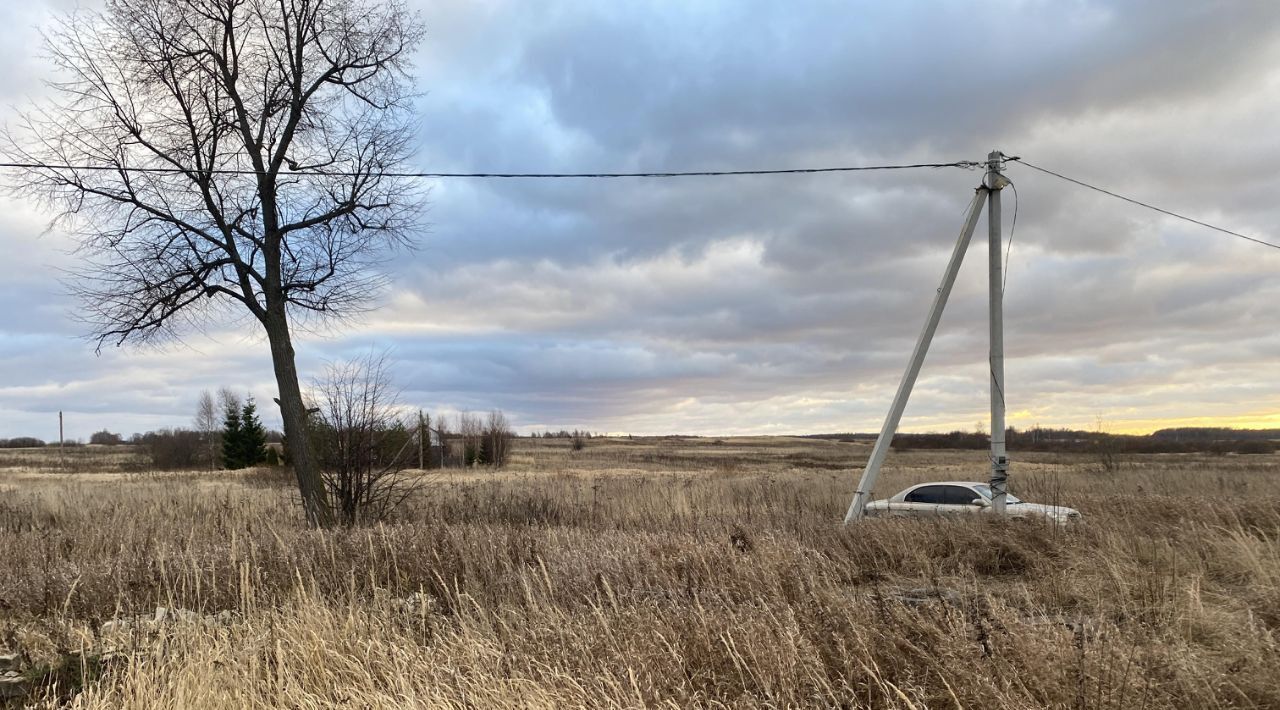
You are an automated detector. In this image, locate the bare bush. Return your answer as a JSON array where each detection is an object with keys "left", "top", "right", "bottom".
[
  {"left": 1094, "top": 416, "right": 1119, "bottom": 474},
  {"left": 309, "top": 353, "right": 419, "bottom": 525},
  {"left": 134, "top": 428, "right": 204, "bottom": 469},
  {"left": 89, "top": 430, "right": 123, "bottom": 446},
  {"left": 483, "top": 411, "right": 514, "bottom": 466},
  {"left": 458, "top": 412, "right": 483, "bottom": 467}
]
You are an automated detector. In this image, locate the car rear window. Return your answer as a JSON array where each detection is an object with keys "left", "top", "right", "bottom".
[
  {"left": 905, "top": 485, "right": 979, "bottom": 505},
  {"left": 904, "top": 485, "right": 947, "bottom": 504}
]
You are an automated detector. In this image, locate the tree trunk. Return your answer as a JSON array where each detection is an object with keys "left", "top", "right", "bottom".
[{"left": 263, "top": 305, "right": 333, "bottom": 528}]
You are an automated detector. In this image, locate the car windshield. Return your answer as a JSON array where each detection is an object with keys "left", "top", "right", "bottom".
[{"left": 973, "top": 484, "right": 1022, "bottom": 504}]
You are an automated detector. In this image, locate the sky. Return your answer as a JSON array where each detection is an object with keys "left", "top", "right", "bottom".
[{"left": 2, "top": 0, "right": 1280, "bottom": 440}]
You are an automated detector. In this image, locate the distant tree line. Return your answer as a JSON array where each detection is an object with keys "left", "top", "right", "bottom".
[
  {"left": 533, "top": 430, "right": 599, "bottom": 439},
  {"left": 890, "top": 427, "right": 1278, "bottom": 455},
  {"left": 0, "top": 437, "right": 51, "bottom": 449},
  {"left": 1150, "top": 427, "right": 1280, "bottom": 442},
  {"left": 801, "top": 433, "right": 879, "bottom": 443},
  {"left": 531, "top": 429, "right": 598, "bottom": 452}
]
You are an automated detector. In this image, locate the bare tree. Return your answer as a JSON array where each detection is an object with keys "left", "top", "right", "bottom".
[
  {"left": 194, "top": 389, "right": 220, "bottom": 469},
  {"left": 452, "top": 410, "right": 513, "bottom": 467},
  {"left": 458, "top": 412, "right": 483, "bottom": 467},
  {"left": 483, "top": 409, "right": 513, "bottom": 467},
  {"left": 308, "top": 351, "right": 418, "bottom": 525},
  {"left": 217, "top": 387, "right": 242, "bottom": 418},
  {"left": 5, "top": 0, "right": 425, "bottom": 527}
]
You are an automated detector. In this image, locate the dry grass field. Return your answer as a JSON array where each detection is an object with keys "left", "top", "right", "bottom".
[{"left": 1, "top": 437, "right": 1278, "bottom": 708}]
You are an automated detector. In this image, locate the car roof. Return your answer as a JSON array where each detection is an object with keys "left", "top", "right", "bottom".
[{"left": 871, "top": 481, "right": 989, "bottom": 504}]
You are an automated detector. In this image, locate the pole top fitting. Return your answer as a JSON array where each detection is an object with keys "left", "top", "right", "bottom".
[{"left": 984, "top": 150, "right": 1009, "bottom": 190}]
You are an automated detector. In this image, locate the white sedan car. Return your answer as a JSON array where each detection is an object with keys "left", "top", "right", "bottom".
[{"left": 863, "top": 481, "right": 1081, "bottom": 523}]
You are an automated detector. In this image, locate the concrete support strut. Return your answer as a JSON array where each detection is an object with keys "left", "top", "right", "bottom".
[{"left": 844, "top": 186, "right": 990, "bottom": 523}]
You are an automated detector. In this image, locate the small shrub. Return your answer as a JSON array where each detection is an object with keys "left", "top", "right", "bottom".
[{"left": 309, "top": 352, "right": 419, "bottom": 524}]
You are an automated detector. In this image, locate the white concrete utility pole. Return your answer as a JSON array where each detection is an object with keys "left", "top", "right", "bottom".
[
  {"left": 985, "top": 151, "right": 1010, "bottom": 514},
  {"left": 844, "top": 150, "right": 1012, "bottom": 523}
]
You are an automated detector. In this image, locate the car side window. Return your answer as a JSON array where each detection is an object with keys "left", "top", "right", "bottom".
[
  {"left": 904, "top": 485, "right": 946, "bottom": 504},
  {"left": 941, "top": 486, "right": 979, "bottom": 505}
]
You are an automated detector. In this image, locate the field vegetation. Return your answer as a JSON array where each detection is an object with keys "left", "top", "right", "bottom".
[{"left": 1, "top": 437, "right": 1277, "bottom": 708}]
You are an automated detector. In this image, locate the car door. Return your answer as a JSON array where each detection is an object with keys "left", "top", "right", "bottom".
[
  {"left": 936, "top": 485, "right": 985, "bottom": 516},
  {"left": 900, "top": 485, "right": 947, "bottom": 516}
]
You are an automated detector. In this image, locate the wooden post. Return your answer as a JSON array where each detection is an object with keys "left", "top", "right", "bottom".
[
  {"left": 59, "top": 411, "right": 64, "bottom": 471},
  {"left": 418, "top": 410, "right": 425, "bottom": 470}
]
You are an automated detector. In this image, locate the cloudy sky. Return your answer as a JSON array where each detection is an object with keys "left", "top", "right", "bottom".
[{"left": 2, "top": 0, "right": 1280, "bottom": 440}]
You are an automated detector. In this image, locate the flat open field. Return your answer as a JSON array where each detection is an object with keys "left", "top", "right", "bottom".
[{"left": 1, "top": 437, "right": 1278, "bottom": 708}]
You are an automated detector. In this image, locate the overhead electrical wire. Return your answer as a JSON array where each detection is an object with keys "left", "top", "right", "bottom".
[
  {"left": 1001, "top": 176, "right": 1018, "bottom": 294},
  {"left": 3, "top": 153, "right": 1275, "bottom": 253},
  {"left": 1007, "top": 157, "right": 1280, "bottom": 252},
  {"left": 0, "top": 159, "right": 981, "bottom": 178}
]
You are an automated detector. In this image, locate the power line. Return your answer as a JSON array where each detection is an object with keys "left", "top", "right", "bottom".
[
  {"left": 1001, "top": 177, "right": 1018, "bottom": 294},
  {"left": 0, "top": 159, "right": 981, "bottom": 179},
  {"left": 1008, "top": 157, "right": 1280, "bottom": 252},
  {"left": 11, "top": 152, "right": 1272, "bottom": 252}
]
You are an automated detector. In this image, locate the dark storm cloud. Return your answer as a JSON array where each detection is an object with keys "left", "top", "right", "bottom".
[{"left": 2, "top": 0, "right": 1280, "bottom": 436}]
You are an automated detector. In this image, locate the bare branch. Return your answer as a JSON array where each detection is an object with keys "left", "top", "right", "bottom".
[{"left": 5, "top": 0, "right": 425, "bottom": 346}]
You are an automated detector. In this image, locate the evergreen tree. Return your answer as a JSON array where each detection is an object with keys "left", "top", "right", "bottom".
[
  {"left": 238, "top": 399, "right": 268, "bottom": 467},
  {"left": 221, "top": 396, "right": 267, "bottom": 469},
  {"left": 220, "top": 400, "right": 243, "bottom": 469}
]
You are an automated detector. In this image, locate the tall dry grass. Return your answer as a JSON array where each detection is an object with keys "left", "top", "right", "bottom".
[
  {"left": 0, "top": 437, "right": 1277, "bottom": 708},
  {"left": 0, "top": 445, "right": 148, "bottom": 474}
]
